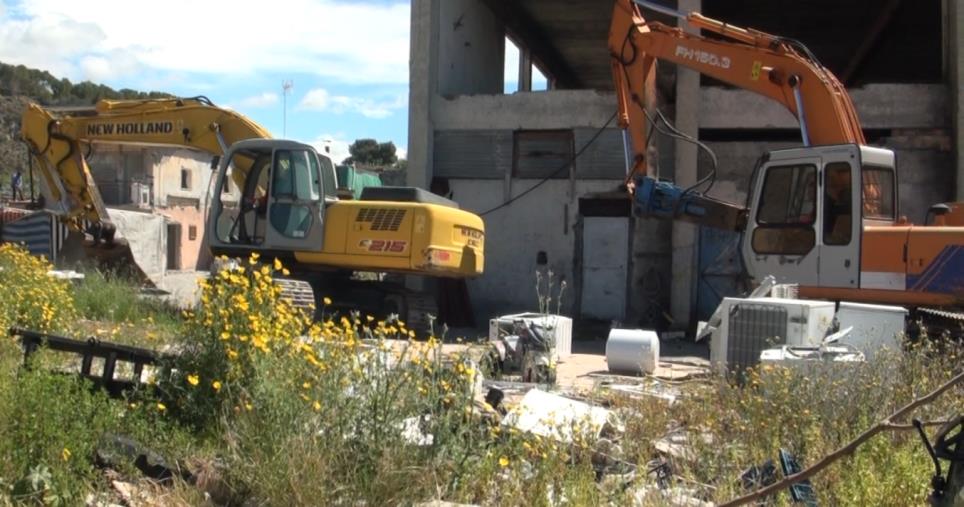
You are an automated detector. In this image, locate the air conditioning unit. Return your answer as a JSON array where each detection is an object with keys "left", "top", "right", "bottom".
[
  {"left": 131, "top": 182, "right": 151, "bottom": 209},
  {"left": 710, "top": 297, "right": 836, "bottom": 371},
  {"left": 489, "top": 313, "right": 572, "bottom": 360}
]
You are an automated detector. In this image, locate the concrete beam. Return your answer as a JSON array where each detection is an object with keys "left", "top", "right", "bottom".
[
  {"left": 479, "top": 0, "right": 582, "bottom": 89},
  {"left": 699, "top": 84, "right": 949, "bottom": 130},
  {"left": 432, "top": 90, "right": 616, "bottom": 131}
]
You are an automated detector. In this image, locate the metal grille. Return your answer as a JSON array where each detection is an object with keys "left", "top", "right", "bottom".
[
  {"left": 727, "top": 303, "right": 788, "bottom": 372},
  {"left": 356, "top": 208, "right": 406, "bottom": 231}
]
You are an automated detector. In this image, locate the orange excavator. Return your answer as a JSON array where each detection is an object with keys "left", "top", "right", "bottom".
[{"left": 609, "top": 0, "right": 964, "bottom": 322}]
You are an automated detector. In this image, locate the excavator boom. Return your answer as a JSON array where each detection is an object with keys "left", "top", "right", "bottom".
[
  {"left": 21, "top": 97, "right": 269, "bottom": 237},
  {"left": 610, "top": 0, "right": 864, "bottom": 180}
]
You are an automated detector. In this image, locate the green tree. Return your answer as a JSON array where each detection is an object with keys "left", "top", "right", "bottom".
[{"left": 342, "top": 139, "right": 398, "bottom": 168}]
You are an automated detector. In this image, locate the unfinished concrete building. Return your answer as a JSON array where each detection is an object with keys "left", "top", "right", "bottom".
[{"left": 408, "top": 0, "right": 962, "bottom": 332}]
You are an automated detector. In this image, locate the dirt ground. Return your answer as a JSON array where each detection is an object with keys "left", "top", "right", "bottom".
[{"left": 154, "top": 271, "right": 709, "bottom": 392}]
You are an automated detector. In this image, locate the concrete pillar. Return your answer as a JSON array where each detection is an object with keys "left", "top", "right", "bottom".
[
  {"left": 519, "top": 48, "right": 533, "bottom": 92},
  {"left": 407, "top": 0, "right": 439, "bottom": 191},
  {"left": 669, "top": 0, "right": 701, "bottom": 332},
  {"left": 950, "top": 0, "right": 964, "bottom": 199}
]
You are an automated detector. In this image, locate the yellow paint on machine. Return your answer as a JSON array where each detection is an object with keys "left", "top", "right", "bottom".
[{"left": 293, "top": 201, "right": 484, "bottom": 278}]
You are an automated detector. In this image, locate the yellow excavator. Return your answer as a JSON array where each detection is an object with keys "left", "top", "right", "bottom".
[{"left": 21, "top": 97, "right": 485, "bottom": 328}]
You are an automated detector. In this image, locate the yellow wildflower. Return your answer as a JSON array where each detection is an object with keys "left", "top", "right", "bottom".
[
  {"left": 157, "top": 402, "right": 167, "bottom": 412},
  {"left": 323, "top": 296, "right": 333, "bottom": 306},
  {"left": 187, "top": 374, "right": 200, "bottom": 386},
  {"left": 212, "top": 380, "right": 222, "bottom": 392},
  {"left": 313, "top": 401, "right": 321, "bottom": 411},
  {"left": 499, "top": 456, "right": 509, "bottom": 468},
  {"left": 62, "top": 448, "right": 71, "bottom": 461}
]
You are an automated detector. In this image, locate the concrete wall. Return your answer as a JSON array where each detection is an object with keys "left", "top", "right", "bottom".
[
  {"left": 151, "top": 149, "right": 215, "bottom": 208},
  {"left": 432, "top": 90, "right": 616, "bottom": 130},
  {"left": 451, "top": 178, "right": 621, "bottom": 322},
  {"left": 107, "top": 207, "right": 168, "bottom": 284},
  {"left": 432, "top": 91, "right": 623, "bottom": 322},
  {"left": 700, "top": 85, "right": 949, "bottom": 130},
  {"left": 155, "top": 205, "right": 206, "bottom": 270}
]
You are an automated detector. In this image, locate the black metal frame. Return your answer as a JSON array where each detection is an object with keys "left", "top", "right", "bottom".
[{"left": 10, "top": 327, "right": 174, "bottom": 397}]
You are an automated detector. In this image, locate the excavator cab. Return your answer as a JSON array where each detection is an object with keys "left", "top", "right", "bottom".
[
  {"left": 209, "top": 139, "right": 334, "bottom": 258},
  {"left": 743, "top": 144, "right": 897, "bottom": 288}
]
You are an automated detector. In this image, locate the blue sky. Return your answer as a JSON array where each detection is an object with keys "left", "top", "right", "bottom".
[
  {"left": 0, "top": 0, "right": 412, "bottom": 163},
  {"left": 0, "top": 0, "right": 550, "bottom": 163}
]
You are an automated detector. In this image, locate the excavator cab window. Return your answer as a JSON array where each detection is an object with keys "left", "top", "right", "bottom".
[
  {"left": 861, "top": 166, "right": 895, "bottom": 220},
  {"left": 318, "top": 155, "right": 338, "bottom": 202},
  {"left": 823, "top": 162, "right": 853, "bottom": 246},
  {"left": 752, "top": 164, "right": 817, "bottom": 255},
  {"left": 215, "top": 148, "right": 271, "bottom": 246},
  {"left": 268, "top": 149, "right": 321, "bottom": 239}
]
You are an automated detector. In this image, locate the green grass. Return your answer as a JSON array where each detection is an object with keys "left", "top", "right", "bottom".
[{"left": 70, "top": 269, "right": 182, "bottom": 347}]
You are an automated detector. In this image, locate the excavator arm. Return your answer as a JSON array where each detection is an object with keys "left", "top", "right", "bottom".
[
  {"left": 610, "top": 0, "right": 865, "bottom": 228},
  {"left": 21, "top": 97, "right": 271, "bottom": 240}
]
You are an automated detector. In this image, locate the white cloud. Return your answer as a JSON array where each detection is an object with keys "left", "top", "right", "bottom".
[
  {"left": 299, "top": 88, "right": 406, "bottom": 119},
  {"left": 310, "top": 133, "right": 351, "bottom": 165},
  {"left": 1, "top": 0, "right": 410, "bottom": 84},
  {"left": 239, "top": 92, "right": 279, "bottom": 109}
]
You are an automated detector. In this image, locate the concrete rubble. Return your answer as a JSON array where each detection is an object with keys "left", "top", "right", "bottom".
[{"left": 501, "top": 388, "right": 618, "bottom": 444}]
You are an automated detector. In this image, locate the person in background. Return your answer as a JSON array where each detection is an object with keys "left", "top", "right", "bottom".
[{"left": 11, "top": 169, "right": 24, "bottom": 201}]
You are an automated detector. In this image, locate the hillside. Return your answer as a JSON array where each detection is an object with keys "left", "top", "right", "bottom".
[{"left": 0, "top": 62, "right": 171, "bottom": 195}]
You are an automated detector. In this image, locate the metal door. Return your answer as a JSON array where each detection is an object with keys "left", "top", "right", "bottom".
[
  {"left": 581, "top": 217, "right": 629, "bottom": 321},
  {"left": 742, "top": 156, "right": 821, "bottom": 286},
  {"left": 817, "top": 146, "right": 861, "bottom": 288},
  {"left": 697, "top": 227, "right": 750, "bottom": 320},
  {"left": 264, "top": 148, "right": 325, "bottom": 252}
]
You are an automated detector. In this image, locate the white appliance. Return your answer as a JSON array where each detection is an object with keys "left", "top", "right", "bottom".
[
  {"left": 606, "top": 329, "right": 659, "bottom": 374},
  {"left": 131, "top": 182, "right": 151, "bottom": 209},
  {"left": 489, "top": 313, "right": 572, "bottom": 360},
  {"left": 710, "top": 297, "right": 836, "bottom": 371},
  {"left": 835, "top": 302, "right": 907, "bottom": 362}
]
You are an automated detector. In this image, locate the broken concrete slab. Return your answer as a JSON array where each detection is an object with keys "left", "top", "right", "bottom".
[
  {"left": 653, "top": 429, "right": 715, "bottom": 464},
  {"left": 399, "top": 415, "right": 435, "bottom": 446},
  {"left": 501, "top": 388, "right": 617, "bottom": 443},
  {"left": 604, "top": 383, "right": 680, "bottom": 406}
]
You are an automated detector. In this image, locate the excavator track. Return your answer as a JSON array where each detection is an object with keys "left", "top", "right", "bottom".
[
  {"left": 274, "top": 273, "right": 441, "bottom": 337},
  {"left": 275, "top": 278, "right": 316, "bottom": 312},
  {"left": 915, "top": 307, "right": 964, "bottom": 340},
  {"left": 403, "top": 291, "right": 440, "bottom": 336}
]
